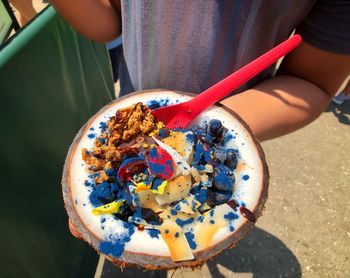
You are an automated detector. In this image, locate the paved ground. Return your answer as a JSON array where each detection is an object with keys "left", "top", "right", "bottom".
[{"left": 101, "top": 101, "right": 350, "bottom": 278}]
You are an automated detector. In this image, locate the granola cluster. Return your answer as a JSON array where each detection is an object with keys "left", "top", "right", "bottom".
[{"left": 82, "top": 103, "right": 159, "bottom": 183}]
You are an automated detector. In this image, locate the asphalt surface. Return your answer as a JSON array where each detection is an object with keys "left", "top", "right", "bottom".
[{"left": 101, "top": 101, "right": 350, "bottom": 278}]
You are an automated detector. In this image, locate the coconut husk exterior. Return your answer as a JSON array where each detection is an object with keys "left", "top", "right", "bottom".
[{"left": 62, "top": 90, "right": 269, "bottom": 270}]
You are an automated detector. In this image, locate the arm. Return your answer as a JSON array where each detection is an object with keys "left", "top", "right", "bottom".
[
  {"left": 10, "top": 0, "right": 37, "bottom": 26},
  {"left": 221, "top": 41, "right": 350, "bottom": 141},
  {"left": 49, "top": 0, "right": 121, "bottom": 42}
]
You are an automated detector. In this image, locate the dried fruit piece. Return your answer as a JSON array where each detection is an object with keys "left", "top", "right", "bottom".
[
  {"left": 117, "top": 158, "right": 147, "bottom": 182},
  {"left": 152, "top": 137, "right": 191, "bottom": 177},
  {"left": 146, "top": 146, "right": 174, "bottom": 180}
]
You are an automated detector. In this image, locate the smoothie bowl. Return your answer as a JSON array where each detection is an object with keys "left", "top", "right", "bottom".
[{"left": 62, "top": 90, "right": 269, "bottom": 270}]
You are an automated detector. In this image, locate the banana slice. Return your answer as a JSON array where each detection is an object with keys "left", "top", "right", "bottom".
[{"left": 155, "top": 175, "right": 192, "bottom": 205}]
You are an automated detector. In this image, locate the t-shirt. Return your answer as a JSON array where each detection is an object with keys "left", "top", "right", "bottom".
[{"left": 118, "top": 0, "right": 350, "bottom": 96}]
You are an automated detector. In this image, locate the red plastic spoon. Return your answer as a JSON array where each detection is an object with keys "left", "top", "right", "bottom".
[{"left": 152, "top": 35, "right": 302, "bottom": 129}]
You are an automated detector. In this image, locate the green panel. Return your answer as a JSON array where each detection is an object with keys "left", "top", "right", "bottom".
[
  {"left": 0, "top": 0, "right": 13, "bottom": 43},
  {"left": 0, "top": 6, "right": 114, "bottom": 278}
]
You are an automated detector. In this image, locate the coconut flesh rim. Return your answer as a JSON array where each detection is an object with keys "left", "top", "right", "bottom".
[{"left": 63, "top": 90, "right": 269, "bottom": 269}]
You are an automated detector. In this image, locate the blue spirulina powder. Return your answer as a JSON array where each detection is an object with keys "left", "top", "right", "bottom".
[
  {"left": 148, "top": 229, "right": 160, "bottom": 239},
  {"left": 224, "top": 212, "right": 239, "bottom": 221},
  {"left": 99, "top": 222, "right": 135, "bottom": 258},
  {"left": 84, "top": 180, "right": 93, "bottom": 187},
  {"left": 176, "top": 217, "right": 194, "bottom": 228},
  {"left": 99, "top": 121, "right": 108, "bottom": 133},
  {"left": 185, "top": 231, "right": 197, "bottom": 249},
  {"left": 170, "top": 209, "right": 178, "bottom": 216},
  {"left": 146, "top": 98, "right": 170, "bottom": 110},
  {"left": 224, "top": 211, "right": 239, "bottom": 232},
  {"left": 223, "top": 132, "right": 234, "bottom": 144}
]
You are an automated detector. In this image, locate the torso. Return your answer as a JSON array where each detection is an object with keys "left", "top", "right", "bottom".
[{"left": 119, "top": 0, "right": 316, "bottom": 96}]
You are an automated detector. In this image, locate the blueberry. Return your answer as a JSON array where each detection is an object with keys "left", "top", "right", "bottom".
[
  {"left": 225, "top": 149, "right": 238, "bottom": 170},
  {"left": 207, "top": 159, "right": 220, "bottom": 167},
  {"left": 206, "top": 189, "right": 216, "bottom": 207},
  {"left": 95, "top": 182, "right": 116, "bottom": 203},
  {"left": 213, "top": 147, "right": 227, "bottom": 163},
  {"left": 192, "top": 124, "right": 207, "bottom": 136},
  {"left": 200, "top": 133, "right": 214, "bottom": 145},
  {"left": 213, "top": 191, "right": 232, "bottom": 205},
  {"left": 213, "top": 165, "right": 235, "bottom": 191},
  {"left": 191, "top": 125, "right": 205, "bottom": 142},
  {"left": 193, "top": 143, "right": 211, "bottom": 164},
  {"left": 209, "top": 119, "right": 223, "bottom": 137},
  {"left": 206, "top": 188, "right": 231, "bottom": 206}
]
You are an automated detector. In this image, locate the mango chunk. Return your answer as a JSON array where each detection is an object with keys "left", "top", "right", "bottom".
[
  {"left": 194, "top": 204, "right": 232, "bottom": 249},
  {"left": 160, "top": 220, "right": 194, "bottom": 262},
  {"left": 163, "top": 131, "right": 194, "bottom": 162}
]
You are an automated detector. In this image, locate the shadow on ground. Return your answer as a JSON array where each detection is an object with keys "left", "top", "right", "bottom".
[
  {"left": 325, "top": 102, "right": 350, "bottom": 125},
  {"left": 205, "top": 227, "right": 301, "bottom": 277},
  {"left": 102, "top": 227, "right": 301, "bottom": 277}
]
